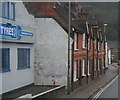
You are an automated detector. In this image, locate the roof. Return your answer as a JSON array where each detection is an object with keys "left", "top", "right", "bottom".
[
  {"left": 24, "top": 2, "right": 89, "bottom": 35},
  {"left": 24, "top": 2, "right": 105, "bottom": 41}
]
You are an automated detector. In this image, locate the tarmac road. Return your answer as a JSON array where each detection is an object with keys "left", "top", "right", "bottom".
[{"left": 98, "top": 76, "right": 119, "bottom": 99}]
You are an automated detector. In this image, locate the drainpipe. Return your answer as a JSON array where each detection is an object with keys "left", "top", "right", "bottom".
[
  {"left": 92, "top": 38, "right": 95, "bottom": 80},
  {"left": 111, "top": 48, "right": 113, "bottom": 64},
  {"left": 103, "top": 41, "right": 106, "bottom": 74},
  {"left": 91, "top": 27, "right": 94, "bottom": 80},
  {"left": 71, "top": 28, "right": 75, "bottom": 92},
  {"left": 86, "top": 33, "right": 89, "bottom": 84},
  {"left": 97, "top": 37, "right": 99, "bottom": 78},
  {"left": 86, "top": 21, "right": 89, "bottom": 84}
]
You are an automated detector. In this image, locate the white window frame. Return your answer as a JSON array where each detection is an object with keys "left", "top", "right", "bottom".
[
  {"left": 98, "top": 42, "right": 100, "bottom": 51},
  {"left": 74, "top": 60, "right": 78, "bottom": 82},
  {"left": 94, "top": 58, "right": 96, "bottom": 71},
  {"left": 98, "top": 59, "right": 100, "bottom": 71},
  {"left": 82, "top": 59, "right": 86, "bottom": 76},
  {"left": 82, "top": 33, "right": 86, "bottom": 49},
  {"left": 94, "top": 39, "right": 96, "bottom": 49},
  {"left": 74, "top": 33, "right": 78, "bottom": 50},
  {"left": 102, "top": 58, "right": 105, "bottom": 69},
  {"left": 88, "top": 60, "right": 91, "bottom": 76}
]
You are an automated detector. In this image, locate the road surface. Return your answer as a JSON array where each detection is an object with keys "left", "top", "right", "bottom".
[{"left": 99, "top": 76, "right": 119, "bottom": 99}]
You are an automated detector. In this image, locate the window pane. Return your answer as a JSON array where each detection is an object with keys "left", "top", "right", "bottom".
[
  {"left": 10, "top": 3, "right": 15, "bottom": 19},
  {"left": 0, "top": 48, "right": 10, "bottom": 72},
  {"left": 0, "top": 1, "right": 2, "bottom": 17},
  {"left": 18, "top": 48, "right": 30, "bottom": 69},
  {"left": 0, "top": 49, "right": 2, "bottom": 71},
  {"left": 3, "top": 2, "right": 9, "bottom": 18}
]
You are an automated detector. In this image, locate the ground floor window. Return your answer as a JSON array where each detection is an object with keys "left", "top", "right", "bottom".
[
  {"left": 88, "top": 60, "right": 91, "bottom": 76},
  {"left": 18, "top": 48, "right": 30, "bottom": 70},
  {"left": 74, "top": 60, "right": 78, "bottom": 82},
  {"left": 82, "top": 59, "right": 86, "bottom": 76},
  {"left": 98, "top": 59, "right": 100, "bottom": 71},
  {"left": 94, "top": 58, "right": 97, "bottom": 71},
  {"left": 0, "top": 48, "right": 10, "bottom": 72}
]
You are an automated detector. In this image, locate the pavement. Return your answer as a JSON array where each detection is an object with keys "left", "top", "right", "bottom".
[
  {"left": 2, "top": 84, "right": 57, "bottom": 99},
  {"left": 61, "top": 63, "right": 119, "bottom": 99}
]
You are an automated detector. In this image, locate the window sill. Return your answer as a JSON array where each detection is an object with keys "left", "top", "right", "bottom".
[
  {"left": 82, "top": 74, "right": 86, "bottom": 77},
  {"left": 17, "top": 66, "right": 30, "bottom": 70},
  {"left": 87, "top": 74, "right": 91, "bottom": 76},
  {"left": 74, "top": 49, "right": 79, "bottom": 51},
  {"left": 0, "top": 69, "right": 11, "bottom": 73},
  {"left": 74, "top": 78, "right": 78, "bottom": 82},
  {"left": 82, "top": 47, "right": 86, "bottom": 50},
  {"left": 1, "top": 16, "right": 15, "bottom": 21}
]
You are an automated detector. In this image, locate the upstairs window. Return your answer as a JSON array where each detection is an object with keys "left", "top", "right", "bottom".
[
  {"left": 94, "top": 39, "right": 97, "bottom": 49},
  {"left": 10, "top": 2, "right": 15, "bottom": 20},
  {"left": 98, "top": 42, "right": 100, "bottom": 51},
  {"left": 0, "top": 1, "right": 2, "bottom": 17},
  {"left": 3, "top": 2, "right": 9, "bottom": 18},
  {"left": 82, "top": 33, "right": 86, "bottom": 48},
  {"left": 74, "top": 33, "right": 78, "bottom": 50},
  {"left": 1, "top": 2, "right": 15, "bottom": 20},
  {"left": 18, "top": 48, "right": 30, "bottom": 70},
  {"left": 88, "top": 37, "right": 90, "bottom": 50},
  {"left": 0, "top": 48, "right": 10, "bottom": 73}
]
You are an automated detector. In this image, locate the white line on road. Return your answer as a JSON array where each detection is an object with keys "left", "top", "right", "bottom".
[{"left": 92, "top": 75, "right": 118, "bottom": 100}]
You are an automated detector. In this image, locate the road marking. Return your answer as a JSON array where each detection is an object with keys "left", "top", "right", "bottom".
[{"left": 92, "top": 75, "right": 118, "bottom": 100}]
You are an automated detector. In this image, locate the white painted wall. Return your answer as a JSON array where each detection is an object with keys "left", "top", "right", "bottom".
[
  {"left": 0, "top": 43, "right": 34, "bottom": 94},
  {"left": 34, "top": 18, "right": 73, "bottom": 86},
  {"left": 0, "top": 2, "right": 35, "bottom": 94}
]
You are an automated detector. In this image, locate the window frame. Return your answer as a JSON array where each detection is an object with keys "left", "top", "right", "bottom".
[
  {"left": 82, "top": 33, "right": 86, "bottom": 49},
  {"left": 87, "top": 59, "right": 91, "bottom": 76},
  {"left": 17, "top": 48, "right": 30, "bottom": 70},
  {"left": 0, "top": 48, "right": 11, "bottom": 73},
  {"left": 2, "top": 2, "right": 9, "bottom": 19},
  {"left": 10, "top": 2, "right": 15, "bottom": 20},
  {"left": 1, "top": 2, "right": 15, "bottom": 21},
  {"left": 74, "top": 60, "right": 78, "bottom": 82},
  {"left": 82, "top": 58, "right": 86, "bottom": 76},
  {"left": 98, "top": 59, "right": 100, "bottom": 71},
  {"left": 74, "top": 32, "right": 78, "bottom": 50},
  {"left": 94, "top": 58, "right": 97, "bottom": 71}
]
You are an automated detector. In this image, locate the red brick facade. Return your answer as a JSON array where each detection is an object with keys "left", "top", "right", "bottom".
[{"left": 72, "top": 28, "right": 105, "bottom": 90}]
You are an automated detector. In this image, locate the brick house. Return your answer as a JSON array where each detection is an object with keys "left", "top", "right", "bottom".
[{"left": 71, "top": 4, "right": 107, "bottom": 90}]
